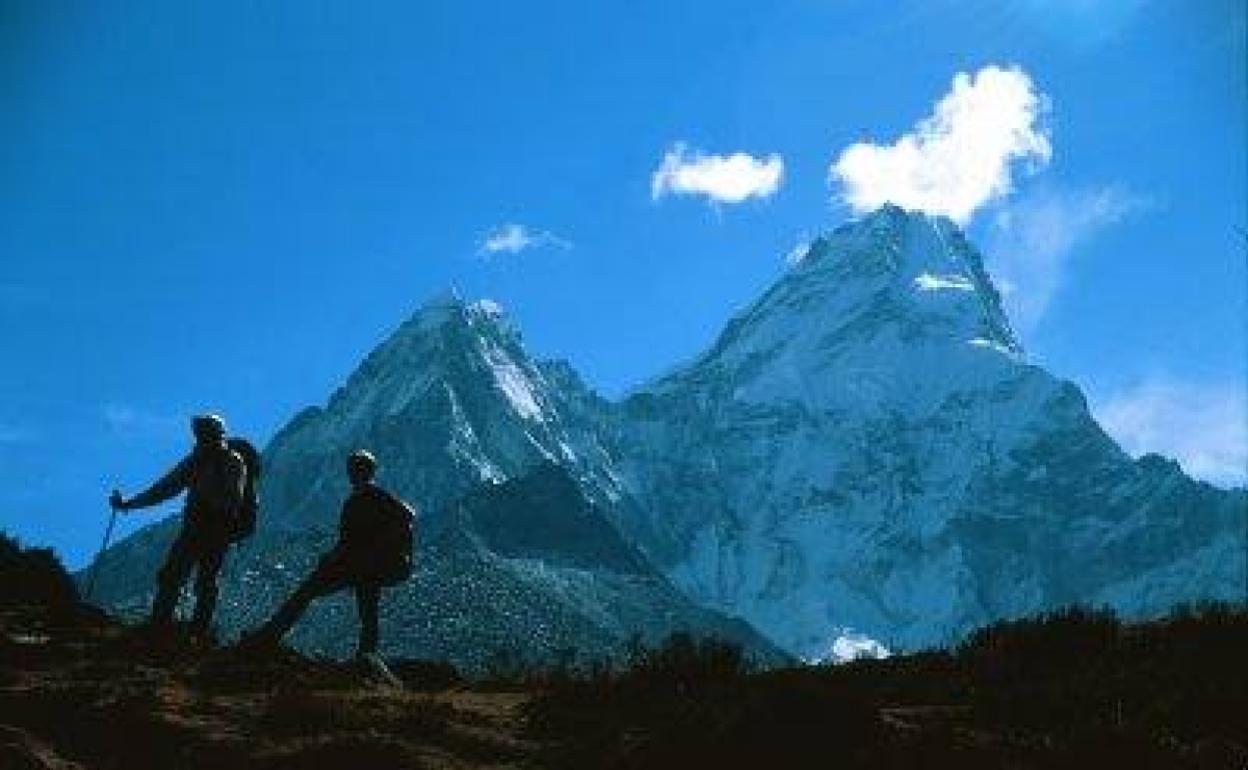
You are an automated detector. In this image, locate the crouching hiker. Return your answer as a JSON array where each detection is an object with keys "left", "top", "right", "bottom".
[
  {"left": 241, "top": 449, "right": 415, "bottom": 666},
  {"left": 109, "top": 414, "right": 251, "bottom": 641}
]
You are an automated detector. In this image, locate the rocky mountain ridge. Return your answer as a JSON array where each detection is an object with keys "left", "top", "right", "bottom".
[{"left": 84, "top": 205, "right": 1246, "bottom": 663}]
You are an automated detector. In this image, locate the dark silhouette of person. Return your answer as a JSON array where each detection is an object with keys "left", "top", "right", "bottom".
[
  {"left": 243, "top": 449, "right": 412, "bottom": 660},
  {"left": 109, "top": 414, "right": 246, "bottom": 638}
]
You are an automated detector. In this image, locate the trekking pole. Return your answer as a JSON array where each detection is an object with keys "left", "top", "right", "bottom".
[{"left": 83, "top": 497, "right": 120, "bottom": 603}]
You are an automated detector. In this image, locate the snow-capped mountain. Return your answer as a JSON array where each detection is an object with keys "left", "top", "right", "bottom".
[
  {"left": 86, "top": 464, "right": 785, "bottom": 671},
  {"left": 609, "top": 204, "right": 1245, "bottom": 657},
  {"left": 84, "top": 204, "right": 1245, "bottom": 665},
  {"left": 259, "top": 292, "right": 626, "bottom": 533},
  {"left": 83, "top": 295, "right": 783, "bottom": 668}
]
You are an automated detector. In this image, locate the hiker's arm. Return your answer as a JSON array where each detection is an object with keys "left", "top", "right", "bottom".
[
  {"left": 117, "top": 457, "right": 192, "bottom": 511},
  {"left": 225, "top": 452, "right": 246, "bottom": 514},
  {"left": 337, "top": 498, "right": 363, "bottom": 550}
]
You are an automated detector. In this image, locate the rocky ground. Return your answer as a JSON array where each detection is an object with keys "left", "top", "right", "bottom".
[
  {"left": 2, "top": 600, "right": 1246, "bottom": 769},
  {"left": 0, "top": 604, "right": 534, "bottom": 769}
]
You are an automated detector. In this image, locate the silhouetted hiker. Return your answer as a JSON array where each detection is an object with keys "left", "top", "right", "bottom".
[
  {"left": 109, "top": 414, "right": 246, "bottom": 639},
  {"left": 241, "top": 449, "right": 414, "bottom": 664}
]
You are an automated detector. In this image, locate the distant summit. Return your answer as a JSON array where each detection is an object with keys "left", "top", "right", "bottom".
[
  {"left": 614, "top": 206, "right": 1244, "bottom": 656},
  {"left": 84, "top": 206, "right": 1246, "bottom": 664},
  {"left": 258, "top": 291, "right": 627, "bottom": 535}
]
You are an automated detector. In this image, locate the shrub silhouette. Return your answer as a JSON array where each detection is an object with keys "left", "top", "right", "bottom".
[
  {"left": 957, "top": 606, "right": 1123, "bottom": 732},
  {"left": 0, "top": 532, "right": 78, "bottom": 609},
  {"left": 621, "top": 631, "right": 749, "bottom": 691},
  {"left": 528, "top": 632, "right": 882, "bottom": 768},
  {"left": 528, "top": 606, "right": 1248, "bottom": 769}
]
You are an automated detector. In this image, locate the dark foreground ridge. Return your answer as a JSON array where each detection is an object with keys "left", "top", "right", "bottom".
[
  {"left": 3, "top": 535, "right": 1247, "bottom": 769},
  {"left": 5, "top": 603, "right": 1247, "bottom": 770}
]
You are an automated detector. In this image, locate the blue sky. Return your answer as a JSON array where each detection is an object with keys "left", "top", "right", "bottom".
[{"left": 2, "top": 1, "right": 1244, "bottom": 567}]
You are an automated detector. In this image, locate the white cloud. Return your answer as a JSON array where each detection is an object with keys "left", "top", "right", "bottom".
[
  {"left": 102, "top": 404, "right": 182, "bottom": 438},
  {"left": 651, "top": 142, "right": 784, "bottom": 204},
  {"left": 1094, "top": 377, "right": 1247, "bottom": 488},
  {"left": 829, "top": 64, "right": 1051, "bottom": 224},
  {"left": 477, "top": 224, "right": 571, "bottom": 256},
  {"left": 985, "top": 185, "right": 1152, "bottom": 331}
]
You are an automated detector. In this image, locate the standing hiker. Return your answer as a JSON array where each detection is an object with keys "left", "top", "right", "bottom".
[
  {"left": 241, "top": 449, "right": 414, "bottom": 661},
  {"left": 109, "top": 414, "right": 247, "bottom": 639}
]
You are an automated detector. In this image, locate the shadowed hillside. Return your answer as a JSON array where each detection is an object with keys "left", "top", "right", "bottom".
[
  {"left": 0, "top": 601, "right": 529, "bottom": 769},
  {"left": 527, "top": 605, "right": 1248, "bottom": 768},
  {"left": 82, "top": 463, "right": 788, "bottom": 673},
  {"left": 2, "top": 560, "right": 1244, "bottom": 770},
  {"left": 6, "top": 530, "right": 1246, "bottom": 769},
  {"left": 0, "top": 533, "right": 79, "bottom": 610},
  {"left": 85, "top": 233, "right": 1248, "bottom": 665}
]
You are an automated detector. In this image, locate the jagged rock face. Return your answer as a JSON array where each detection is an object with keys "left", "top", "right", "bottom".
[
  {"left": 440, "top": 464, "right": 649, "bottom": 574},
  {"left": 81, "top": 296, "right": 659, "bottom": 666},
  {"left": 228, "top": 466, "right": 786, "bottom": 671},
  {"left": 85, "top": 365, "right": 783, "bottom": 669},
  {"left": 609, "top": 206, "right": 1245, "bottom": 658},
  {"left": 260, "top": 296, "right": 626, "bottom": 533},
  {"left": 85, "top": 205, "right": 1245, "bottom": 665}
]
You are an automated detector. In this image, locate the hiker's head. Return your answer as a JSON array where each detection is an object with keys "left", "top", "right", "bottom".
[
  {"left": 347, "top": 449, "right": 377, "bottom": 486},
  {"left": 191, "top": 414, "right": 226, "bottom": 445}
]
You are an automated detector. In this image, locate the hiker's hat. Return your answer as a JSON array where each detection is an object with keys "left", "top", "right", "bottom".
[
  {"left": 348, "top": 449, "right": 377, "bottom": 473},
  {"left": 191, "top": 414, "right": 227, "bottom": 440}
]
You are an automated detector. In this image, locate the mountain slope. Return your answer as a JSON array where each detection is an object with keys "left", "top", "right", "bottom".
[
  {"left": 608, "top": 205, "right": 1246, "bottom": 657},
  {"left": 85, "top": 470, "right": 788, "bottom": 671},
  {"left": 85, "top": 205, "right": 1246, "bottom": 664},
  {"left": 215, "top": 464, "right": 786, "bottom": 671},
  {"left": 5, "top": 598, "right": 1245, "bottom": 770},
  {"left": 260, "top": 293, "right": 627, "bottom": 533}
]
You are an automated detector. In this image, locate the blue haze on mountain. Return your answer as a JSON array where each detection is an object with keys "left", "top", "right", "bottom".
[{"left": 84, "top": 208, "right": 1246, "bottom": 665}]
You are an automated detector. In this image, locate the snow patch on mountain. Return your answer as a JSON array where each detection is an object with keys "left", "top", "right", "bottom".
[
  {"left": 471, "top": 298, "right": 505, "bottom": 317},
  {"left": 611, "top": 204, "right": 1245, "bottom": 656},
  {"left": 915, "top": 272, "right": 975, "bottom": 292},
  {"left": 82, "top": 204, "right": 1245, "bottom": 667},
  {"left": 968, "top": 337, "right": 1021, "bottom": 359},
  {"left": 479, "top": 340, "right": 546, "bottom": 421},
  {"left": 814, "top": 630, "right": 891, "bottom": 664}
]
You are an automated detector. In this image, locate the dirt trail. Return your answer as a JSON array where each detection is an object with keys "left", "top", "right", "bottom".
[
  {"left": 0, "top": 606, "right": 542, "bottom": 770},
  {"left": 6, "top": 603, "right": 1245, "bottom": 769}
]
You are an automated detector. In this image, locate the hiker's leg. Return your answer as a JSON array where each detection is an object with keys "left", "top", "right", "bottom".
[
  {"left": 259, "top": 574, "right": 328, "bottom": 640},
  {"left": 190, "top": 545, "right": 226, "bottom": 636},
  {"left": 258, "top": 556, "right": 346, "bottom": 642},
  {"left": 355, "top": 584, "right": 380, "bottom": 656},
  {"left": 151, "top": 531, "right": 196, "bottom": 626}
]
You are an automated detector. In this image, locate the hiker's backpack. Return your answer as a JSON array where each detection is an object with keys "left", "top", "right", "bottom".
[
  {"left": 226, "top": 437, "right": 262, "bottom": 541},
  {"left": 376, "top": 489, "right": 416, "bottom": 586},
  {"left": 187, "top": 443, "right": 246, "bottom": 528}
]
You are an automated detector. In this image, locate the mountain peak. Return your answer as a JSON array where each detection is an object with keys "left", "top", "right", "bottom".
[
  {"left": 805, "top": 205, "right": 979, "bottom": 277},
  {"left": 384, "top": 293, "right": 522, "bottom": 354},
  {"left": 87, "top": 207, "right": 1245, "bottom": 674},
  {"left": 796, "top": 206, "right": 1020, "bottom": 355},
  {"left": 647, "top": 206, "right": 1022, "bottom": 404}
]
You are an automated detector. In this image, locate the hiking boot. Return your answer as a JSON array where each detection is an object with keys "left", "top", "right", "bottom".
[
  {"left": 132, "top": 620, "right": 180, "bottom": 644},
  {"left": 189, "top": 628, "right": 219, "bottom": 649},
  {"left": 234, "top": 629, "right": 280, "bottom": 656},
  {"left": 356, "top": 652, "right": 403, "bottom": 690}
]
